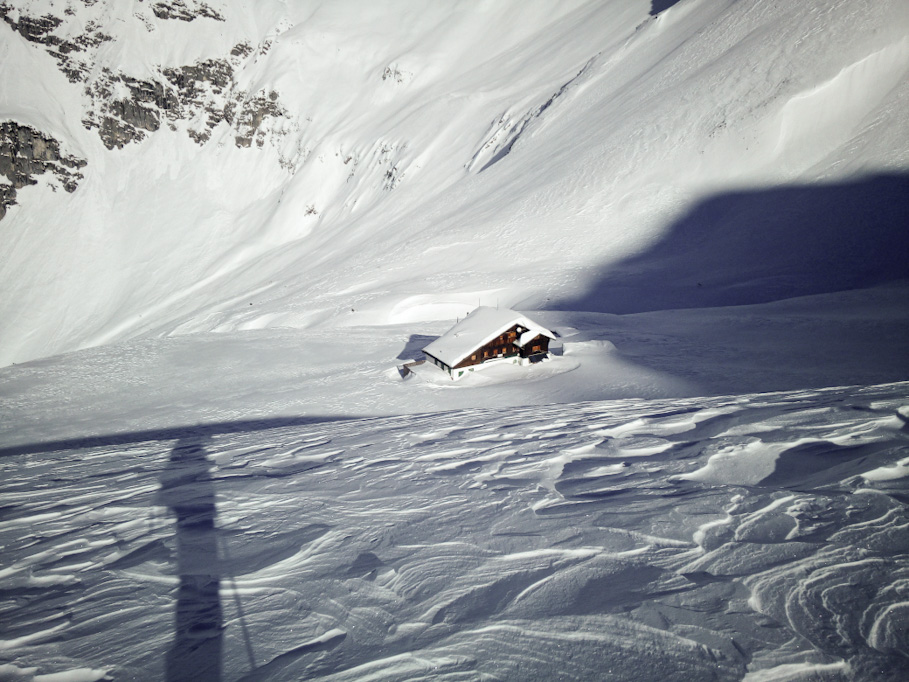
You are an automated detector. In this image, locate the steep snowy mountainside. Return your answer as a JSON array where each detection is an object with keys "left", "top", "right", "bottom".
[
  {"left": 1, "top": 0, "right": 908, "bottom": 366},
  {"left": 1, "top": 4, "right": 908, "bottom": 678}
]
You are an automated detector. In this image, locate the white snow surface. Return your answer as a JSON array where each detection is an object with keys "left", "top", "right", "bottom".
[
  {"left": 1, "top": 382, "right": 908, "bottom": 680},
  {"left": 1, "top": 0, "right": 909, "bottom": 679},
  {"left": 0, "top": 0, "right": 907, "bottom": 365}
]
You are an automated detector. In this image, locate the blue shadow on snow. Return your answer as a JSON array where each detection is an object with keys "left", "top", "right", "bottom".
[
  {"left": 650, "top": 1, "right": 684, "bottom": 15},
  {"left": 157, "top": 435, "right": 222, "bottom": 682},
  {"left": 0, "top": 415, "right": 360, "bottom": 458},
  {"left": 552, "top": 173, "right": 909, "bottom": 314}
]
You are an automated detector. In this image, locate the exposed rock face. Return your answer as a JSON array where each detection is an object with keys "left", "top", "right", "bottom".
[
  {"left": 82, "top": 69, "right": 177, "bottom": 148},
  {"left": 0, "top": 7, "right": 62, "bottom": 43},
  {"left": 3, "top": 4, "right": 286, "bottom": 150},
  {"left": 230, "top": 42, "right": 254, "bottom": 59},
  {"left": 0, "top": 2, "right": 404, "bottom": 219},
  {"left": 0, "top": 3, "right": 112, "bottom": 82},
  {"left": 232, "top": 90, "right": 286, "bottom": 148},
  {"left": 0, "top": 122, "right": 87, "bottom": 220},
  {"left": 163, "top": 58, "right": 234, "bottom": 144},
  {"left": 80, "top": 56, "right": 287, "bottom": 150},
  {"left": 378, "top": 142, "right": 407, "bottom": 190},
  {"left": 382, "top": 64, "right": 412, "bottom": 85},
  {"left": 145, "top": 0, "right": 224, "bottom": 23}
]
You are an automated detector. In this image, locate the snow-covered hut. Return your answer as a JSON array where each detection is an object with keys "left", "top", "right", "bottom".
[{"left": 422, "top": 307, "right": 556, "bottom": 380}]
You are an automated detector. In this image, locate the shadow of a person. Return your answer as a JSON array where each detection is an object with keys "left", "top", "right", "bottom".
[{"left": 157, "top": 435, "right": 222, "bottom": 682}]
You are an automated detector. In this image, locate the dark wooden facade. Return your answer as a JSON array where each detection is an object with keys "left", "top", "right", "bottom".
[
  {"left": 519, "top": 334, "right": 551, "bottom": 359},
  {"left": 450, "top": 324, "right": 549, "bottom": 370}
]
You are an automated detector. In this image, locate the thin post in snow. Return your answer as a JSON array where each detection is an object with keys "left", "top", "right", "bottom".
[{"left": 219, "top": 536, "right": 257, "bottom": 673}]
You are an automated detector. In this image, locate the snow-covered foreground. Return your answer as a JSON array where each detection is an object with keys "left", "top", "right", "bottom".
[{"left": 2, "top": 381, "right": 908, "bottom": 680}]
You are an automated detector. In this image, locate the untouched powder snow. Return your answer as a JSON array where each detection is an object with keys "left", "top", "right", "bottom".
[{"left": 1, "top": 383, "right": 908, "bottom": 680}]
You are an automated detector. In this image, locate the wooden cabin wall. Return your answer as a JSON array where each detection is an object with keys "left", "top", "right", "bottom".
[
  {"left": 519, "top": 335, "right": 550, "bottom": 358},
  {"left": 453, "top": 326, "right": 521, "bottom": 369}
]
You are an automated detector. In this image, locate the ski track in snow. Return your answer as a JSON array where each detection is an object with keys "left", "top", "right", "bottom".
[{"left": 1, "top": 383, "right": 907, "bottom": 680}]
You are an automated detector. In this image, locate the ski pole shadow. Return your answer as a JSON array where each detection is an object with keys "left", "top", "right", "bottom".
[{"left": 157, "top": 434, "right": 222, "bottom": 682}]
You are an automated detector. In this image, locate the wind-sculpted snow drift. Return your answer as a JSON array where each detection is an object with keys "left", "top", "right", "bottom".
[{"left": 1, "top": 382, "right": 907, "bottom": 680}]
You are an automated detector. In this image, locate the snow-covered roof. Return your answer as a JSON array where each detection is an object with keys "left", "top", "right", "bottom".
[{"left": 422, "top": 306, "right": 555, "bottom": 367}]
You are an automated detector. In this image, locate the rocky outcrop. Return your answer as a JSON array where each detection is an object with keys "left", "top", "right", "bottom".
[
  {"left": 81, "top": 69, "right": 177, "bottom": 148},
  {"left": 382, "top": 64, "right": 413, "bottom": 85},
  {"left": 231, "top": 90, "right": 286, "bottom": 148},
  {"left": 0, "top": 122, "right": 86, "bottom": 220},
  {"left": 0, "top": 3, "right": 111, "bottom": 82},
  {"left": 378, "top": 142, "right": 406, "bottom": 190},
  {"left": 2, "top": 3, "right": 288, "bottom": 151},
  {"left": 163, "top": 59, "right": 233, "bottom": 144},
  {"left": 81, "top": 55, "right": 287, "bottom": 150},
  {"left": 0, "top": 6, "right": 62, "bottom": 43},
  {"left": 145, "top": 0, "right": 224, "bottom": 23}
]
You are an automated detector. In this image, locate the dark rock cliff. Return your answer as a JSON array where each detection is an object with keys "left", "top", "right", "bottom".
[
  {"left": 0, "top": 3, "right": 294, "bottom": 218},
  {"left": 0, "top": 3, "right": 112, "bottom": 82},
  {"left": 0, "top": 122, "right": 87, "bottom": 221},
  {"left": 145, "top": 0, "right": 224, "bottom": 23},
  {"left": 2, "top": 4, "right": 288, "bottom": 151}
]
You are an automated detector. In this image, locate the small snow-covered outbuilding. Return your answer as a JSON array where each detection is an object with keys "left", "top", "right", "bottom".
[{"left": 422, "top": 306, "right": 556, "bottom": 380}]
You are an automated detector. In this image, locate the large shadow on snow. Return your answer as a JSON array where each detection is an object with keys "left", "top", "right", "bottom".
[
  {"left": 553, "top": 173, "right": 909, "bottom": 314},
  {"left": 0, "top": 415, "right": 359, "bottom": 458},
  {"left": 157, "top": 435, "right": 223, "bottom": 682},
  {"left": 650, "top": 0, "right": 684, "bottom": 15},
  {"left": 396, "top": 334, "right": 438, "bottom": 361},
  {"left": 0, "top": 419, "right": 355, "bottom": 674}
]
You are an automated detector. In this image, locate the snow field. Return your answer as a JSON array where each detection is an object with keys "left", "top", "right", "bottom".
[
  {"left": 3, "top": 280, "right": 907, "bottom": 454},
  {"left": 1, "top": 382, "right": 908, "bottom": 680},
  {"left": 1, "top": 0, "right": 908, "bottom": 679}
]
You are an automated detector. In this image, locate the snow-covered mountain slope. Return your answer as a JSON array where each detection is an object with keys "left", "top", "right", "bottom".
[
  {"left": 2, "top": 3, "right": 909, "bottom": 679},
  {"left": 1, "top": 382, "right": 907, "bottom": 681},
  {"left": 1, "top": 0, "right": 907, "bottom": 366}
]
